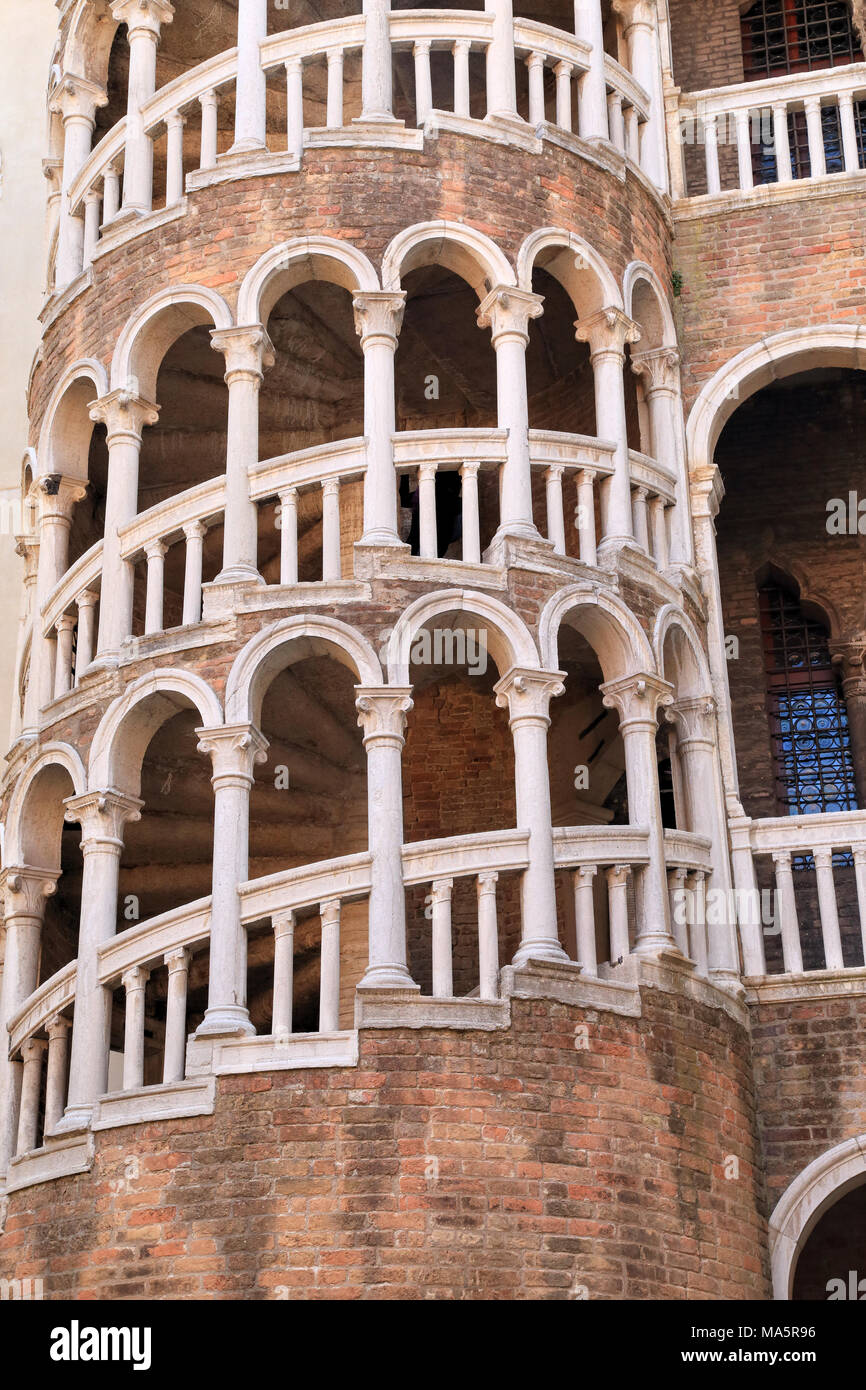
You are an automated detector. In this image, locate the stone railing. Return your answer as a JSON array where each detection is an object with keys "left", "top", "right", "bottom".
[
  {"left": 730, "top": 808, "right": 866, "bottom": 978},
  {"left": 675, "top": 62, "right": 866, "bottom": 200}
]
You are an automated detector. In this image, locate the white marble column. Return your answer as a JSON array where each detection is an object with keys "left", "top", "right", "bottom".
[
  {"left": 494, "top": 669, "right": 569, "bottom": 967},
  {"left": 574, "top": 0, "right": 609, "bottom": 140},
  {"left": 0, "top": 869, "right": 57, "bottom": 1176},
  {"left": 484, "top": 0, "right": 518, "bottom": 120},
  {"left": 53, "top": 614, "right": 77, "bottom": 698},
  {"left": 353, "top": 291, "right": 406, "bottom": 547},
  {"left": 29, "top": 476, "right": 87, "bottom": 721},
  {"left": 56, "top": 792, "right": 142, "bottom": 1132},
  {"left": 111, "top": 0, "right": 175, "bottom": 215},
  {"left": 76, "top": 590, "right": 99, "bottom": 679},
  {"left": 360, "top": 0, "right": 394, "bottom": 121},
  {"left": 122, "top": 964, "right": 149, "bottom": 1090},
  {"left": 575, "top": 307, "right": 641, "bottom": 551},
  {"left": 601, "top": 673, "right": 678, "bottom": 956},
  {"left": 163, "top": 946, "right": 191, "bottom": 1083},
  {"left": 15, "top": 1039, "right": 46, "bottom": 1157},
  {"left": 44, "top": 1015, "right": 71, "bottom": 1135},
  {"left": 613, "top": 0, "right": 668, "bottom": 190},
  {"left": 477, "top": 287, "right": 545, "bottom": 544},
  {"left": 319, "top": 899, "right": 342, "bottom": 1030},
  {"left": 272, "top": 911, "right": 295, "bottom": 1036},
  {"left": 50, "top": 76, "right": 107, "bottom": 289},
  {"left": 182, "top": 521, "right": 206, "bottom": 625},
  {"left": 231, "top": 0, "right": 268, "bottom": 154},
  {"left": 89, "top": 392, "right": 160, "bottom": 666},
  {"left": 631, "top": 346, "right": 693, "bottom": 567},
  {"left": 195, "top": 725, "right": 268, "bottom": 1036},
  {"left": 355, "top": 689, "right": 416, "bottom": 990},
  {"left": 210, "top": 325, "right": 274, "bottom": 584}
]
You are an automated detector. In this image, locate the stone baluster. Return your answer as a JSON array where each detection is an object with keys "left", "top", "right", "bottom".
[
  {"left": 431, "top": 878, "right": 454, "bottom": 997},
  {"left": 111, "top": 0, "right": 175, "bottom": 215}
]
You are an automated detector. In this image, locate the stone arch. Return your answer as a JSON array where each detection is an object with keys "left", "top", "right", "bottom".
[
  {"left": 62, "top": 0, "right": 118, "bottom": 91},
  {"left": 517, "top": 228, "right": 622, "bottom": 318},
  {"left": 686, "top": 324, "right": 866, "bottom": 473},
  {"left": 88, "top": 669, "right": 224, "bottom": 798},
  {"left": 770, "top": 1134, "right": 866, "bottom": 1300},
  {"left": 237, "top": 236, "right": 381, "bottom": 330},
  {"left": 5, "top": 744, "right": 88, "bottom": 871},
  {"left": 110, "top": 285, "right": 234, "bottom": 400},
  {"left": 382, "top": 221, "right": 515, "bottom": 299},
  {"left": 624, "top": 261, "right": 677, "bottom": 351},
  {"left": 755, "top": 557, "right": 844, "bottom": 643},
  {"left": 225, "top": 616, "right": 384, "bottom": 726},
  {"left": 654, "top": 606, "right": 713, "bottom": 700},
  {"left": 386, "top": 590, "right": 539, "bottom": 686},
  {"left": 37, "top": 358, "right": 109, "bottom": 482},
  {"left": 539, "top": 584, "right": 655, "bottom": 682}
]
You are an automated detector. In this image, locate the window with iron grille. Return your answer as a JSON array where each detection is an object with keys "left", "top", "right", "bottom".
[
  {"left": 758, "top": 582, "right": 858, "bottom": 815},
  {"left": 741, "top": 0, "right": 862, "bottom": 79}
]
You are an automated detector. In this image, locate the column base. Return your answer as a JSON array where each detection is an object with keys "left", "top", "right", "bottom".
[
  {"left": 512, "top": 938, "right": 570, "bottom": 969},
  {"left": 212, "top": 564, "right": 265, "bottom": 586},
  {"left": 632, "top": 935, "right": 691, "bottom": 964},
  {"left": 357, "top": 530, "right": 407, "bottom": 548},
  {"left": 709, "top": 968, "right": 746, "bottom": 999},
  {"left": 194, "top": 1006, "right": 256, "bottom": 1039},
  {"left": 226, "top": 138, "right": 269, "bottom": 157},
  {"left": 356, "top": 963, "right": 419, "bottom": 991},
  {"left": 50, "top": 1102, "right": 93, "bottom": 1136}
]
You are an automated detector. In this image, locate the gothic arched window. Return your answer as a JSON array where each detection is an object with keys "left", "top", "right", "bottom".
[{"left": 758, "top": 581, "right": 857, "bottom": 815}]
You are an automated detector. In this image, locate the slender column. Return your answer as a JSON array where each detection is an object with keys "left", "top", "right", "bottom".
[
  {"left": 606, "top": 864, "right": 631, "bottom": 961},
  {"left": 102, "top": 163, "right": 121, "bottom": 224},
  {"left": 0, "top": 870, "right": 57, "bottom": 1175},
  {"left": 195, "top": 725, "right": 268, "bottom": 1037},
  {"left": 734, "top": 107, "right": 754, "bottom": 190},
  {"left": 55, "top": 793, "right": 142, "bottom": 1132},
  {"left": 573, "top": 865, "right": 598, "bottom": 975},
  {"left": 144, "top": 538, "right": 166, "bottom": 635},
  {"left": 89, "top": 393, "right": 159, "bottom": 663},
  {"left": 353, "top": 292, "right": 406, "bottom": 547},
  {"left": 431, "top": 878, "right": 454, "bottom": 997},
  {"left": 51, "top": 76, "right": 106, "bottom": 288},
  {"left": 44, "top": 1016, "right": 71, "bottom": 1134},
  {"left": 83, "top": 190, "right": 102, "bottom": 268},
  {"left": 526, "top": 53, "right": 546, "bottom": 126},
  {"left": 804, "top": 96, "right": 826, "bottom": 178},
  {"left": 230, "top": 0, "right": 268, "bottom": 153},
  {"left": 813, "top": 849, "right": 844, "bottom": 971},
  {"left": 75, "top": 590, "right": 98, "bottom": 678},
  {"left": 607, "top": 91, "right": 625, "bottom": 151},
  {"left": 703, "top": 112, "right": 721, "bottom": 194},
  {"left": 838, "top": 92, "right": 860, "bottom": 173},
  {"left": 574, "top": 0, "right": 608, "bottom": 140},
  {"left": 648, "top": 496, "right": 669, "bottom": 568},
  {"left": 484, "top": 0, "right": 518, "bottom": 119},
  {"left": 688, "top": 871, "right": 709, "bottom": 978},
  {"left": 495, "top": 670, "right": 569, "bottom": 966},
  {"left": 199, "top": 91, "right": 219, "bottom": 169},
  {"left": 453, "top": 41, "right": 472, "bottom": 118},
  {"left": 53, "top": 614, "right": 76, "bottom": 699},
  {"left": 477, "top": 287, "right": 545, "bottom": 543},
  {"left": 319, "top": 899, "right": 341, "bottom": 1031},
  {"left": 773, "top": 851, "right": 803, "bottom": 975},
  {"left": 667, "top": 865, "right": 689, "bottom": 957},
  {"left": 772, "top": 101, "right": 792, "bottom": 182},
  {"left": 355, "top": 690, "right": 416, "bottom": 989},
  {"left": 210, "top": 325, "right": 273, "bottom": 584},
  {"left": 122, "top": 964, "right": 149, "bottom": 1091},
  {"left": 576, "top": 468, "right": 597, "bottom": 565},
  {"left": 477, "top": 872, "right": 500, "bottom": 999},
  {"left": 321, "top": 479, "right": 342, "bottom": 581},
  {"left": 285, "top": 59, "right": 304, "bottom": 155},
  {"left": 165, "top": 111, "right": 185, "bottom": 204},
  {"left": 632, "top": 486, "right": 649, "bottom": 552},
  {"left": 413, "top": 41, "right": 433, "bottom": 125},
  {"left": 272, "top": 911, "right": 295, "bottom": 1036},
  {"left": 418, "top": 464, "right": 438, "bottom": 559},
  {"left": 361, "top": 0, "right": 394, "bottom": 121},
  {"left": 29, "top": 477, "right": 87, "bottom": 722},
  {"left": 576, "top": 307, "right": 641, "bottom": 551},
  {"left": 182, "top": 521, "right": 206, "bottom": 626},
  {"left": 163, "top": 947, "right": 190, "bottom": 1084},
  {"left": 624, "top": 104, "right": 641, "bottom": 162},
  {"left": 327, "top": 49, "right": 344, "bottom": 128},
  {"left": 555, "top": 62, "right": 573, "bottom": 132},
  {"left": 729, "top": 814, "right": 765, "bottom": 978},
  {"left": 111, "top": 0, "right": 174, "bottom": 215},
  {"left": 545, "top": 465, "right": 566, "bottom": 555},
  {"left": 853, "top": 847, "right": 866, "bottom": 966},
  {"left": 460, "top": 462, "right": 481, "bottom": 563},
  {"left": 278, "top": 488, "right": 299, "bottom": 583},
  {"left": 15, "top": 1039, "right": 46, "bottom": 1157},
  {"left": 631, "top": 347, "right": 690, "bottom": 565},
  {"left": 613, "top": 0, "right": 667, "bottom": 189},
  {"left": 602, "top": 674, "right": 677, "bottom": 956}
]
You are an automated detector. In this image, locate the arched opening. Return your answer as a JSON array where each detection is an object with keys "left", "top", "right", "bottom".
[
  {"left": 13, "top": 762, "right": 83, "bottom": 985},
  {"left": 791, "top": 1179, "right": 866, "bottom": 1298}
]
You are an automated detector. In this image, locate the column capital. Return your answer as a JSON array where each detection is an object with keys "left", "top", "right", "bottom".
[
  {"left": 665, "top": 694, "right": 717, "bottom": 745},
  {"left": 210, "top": 324, "right": 275, "bottom": 382},
  {"left": 477, "top": 870, "right": 499, "bottom": 894},
  {"left": 183, "top": 519, "right": 207, "bottom": 543},
  {"left": 690, "top": 464, "right": 725, "bottom": 521},
  {"left": 606, "top": 863, "right": 633, "bottom": 888},
  {"left": 21, "top": 1036, "right": 47, "bottom": 1065},
  {"left": 77, "top": 589, "right": 100, "bottom": 613},
  {"left": 352, "top": 291, "right": 407, "bottom": 348},
  {"left": 49, "top": 73, "right": 108, "bottom": 124},
  {"left": 601, "top": 672, "right": 674, "bottom": 726},
  {"left": 355, "top": 687, "right": 414, "bottom": 745},
  {"left": 494, "top": 667, "right": 566, "bottom": 725},
  {"left": 630, "top": 346, "right": 681, "bottom": 394},
  {"left": 37, "top": 474, "right": 88, "bottom": 521},
  {"left": 164, "top": 946, "right": 191, "bottom": 975},
  {"left": 575, "top": 306, "right": 641, "bottom": 359},
  {"left": 89, "top": 390, "right": 160, "bottom": 443},
  {"left": 612, "top": 0, "right": 657, "bottom": 29},
  {"left": 813, "top": 848, "right": 834, "bottom": 871},
  {"left": 1, "top": 866, "right": 58, "bottom": 919},
  {"left": 196, "top": 723, "right": 269, "bottom": 782},
  {"left": 110, "top": 0, "right": 175, "bottom": 38},
  {"left": 830, "top": 637, "right": 866, "bottom": 696},
  {"left": 144, "top": 537, "right": 167, "bottom": 562},
  {"left": 47, "top": 1014, "right": 71, "bottom": 1042},
  {"left": 64, "top": 789, "right": 144, "bottom": 844},
  {"left": 477, "top": 287, "right": 545, "bottom": 347}
]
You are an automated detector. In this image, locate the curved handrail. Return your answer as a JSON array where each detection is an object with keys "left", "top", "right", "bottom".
[
  {"left": 42, "top": 537, "right": 103, "bottom": 633},
  {"left": 388, "top": 9, "right": 494, "bottom": 49},
  {"left": 119, "top": 474, "right": 227, "bottom": 559},
  {"left": 604, "top": 54, "right": 650, "bottom": 120},
  {"left": 628, "top": 448, "right": 677, "bottom": 503},
  {"left": 513, "top": 18, "right": 591, "bottom": 70},
  {"left": 7, "top": 960, "right": 76, "bottom": 1056},
  {"left": 554, "top": 824, "right": 651, "bottom": 866}
]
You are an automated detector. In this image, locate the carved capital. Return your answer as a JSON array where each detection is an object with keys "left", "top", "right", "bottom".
[
  {"left": 89, "top": 390, "right": 160, "bottom": 443},
  {"left": 49, "top": 73, "right": 108, "bottom": 124},
  {"left": 476, "top": 287, "right": 544, "bottom": 346},
  {"left": 64, "top": 789, "right": 144, "bottom": 845},
  {"left": 665, "top": 695, "right": 717, "bottom": 745},
  {"left": 110, "top": 0, "right": 175, "bottom": 39},
  {"left": 494, "top": 667, "right": 566, "bottom": 724},
  {"left": 1, "top": 866, "right": 58, "bottom": 920},
  {"left": 575, "top": 306, "right": 641, "bottom": 360},
  {"left": 355, "top": 687, "right": 414, "bottom": 745},
  {"left": 38, "top": 475, "right": 88, "bottom": 522},
  {"left": 631, "top": 347, "right": 681, "bottom": 395},
  {"left": 196, "top": 723, "right": 269, "bottom": 783},
  {"left": 352, "top": 291, "right": 406, "bottom": 349},
  {"left": 601, "top": 672, "right": 674, "bottom": 726},
  {"left": 210, "top": 325, "right": 275, "bottom": 383}
]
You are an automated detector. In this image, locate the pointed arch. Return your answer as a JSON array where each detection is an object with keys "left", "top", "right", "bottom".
[
  {"left": 237, "top": 236, "right": 380, "bottom": 329},
  {"left": 110, "top": 284, "right": 234, "bottom": 399},
  {"left": 382, "top": 221, "right": 515, "bottom": 299},
  {"left": 225, "top": 616, "right": 384, "bottom": 726}
]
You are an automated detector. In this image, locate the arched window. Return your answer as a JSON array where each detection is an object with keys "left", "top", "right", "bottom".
[
  {"left": 758, "top": 581, "right": 857, "bottom": 815},
  {"left": 742, "top": 2, "right": 865, "bottom": 181}
]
